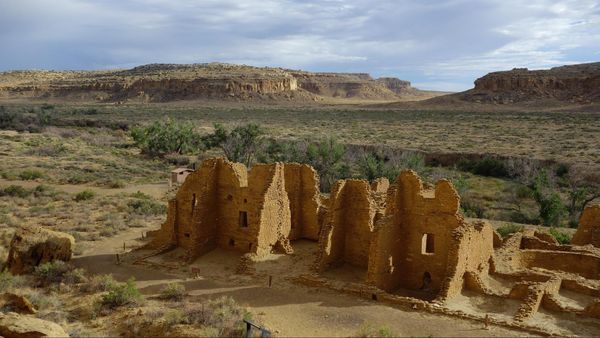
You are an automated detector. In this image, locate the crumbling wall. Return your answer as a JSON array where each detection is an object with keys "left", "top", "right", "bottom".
[
  {"left": 318, "top": 180, "right": 377, "bottom": 271},
  {"left": 572, "top": 205, "right": 600, "bottom": 247},
  {"left": 367, "top": 171, "right": 466, "bottom": 294},
  {"left": 146, "top": 158, "right": 292, "bottom": 259},
  {"left": 252, "top": 164, "right": 292, "bottom": 256},
  {"left": 283, "top": 163, "right": 321, "bottom": 241},
  {"left": 439, "top": 220, "right": 495, "bottom": 301}
]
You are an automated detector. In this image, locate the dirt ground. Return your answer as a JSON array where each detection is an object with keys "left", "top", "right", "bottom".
[{"left": 70, "top": 228, "right": 535, "bottom": 337}]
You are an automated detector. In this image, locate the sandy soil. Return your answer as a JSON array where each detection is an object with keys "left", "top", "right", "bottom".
[{"left": 70, "top": 233, "right": 535, "bottom": 337}]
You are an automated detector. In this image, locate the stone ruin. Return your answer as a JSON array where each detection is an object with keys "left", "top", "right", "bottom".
[{"left": 145, "top": 157, "right": 600, "bottom": 330}]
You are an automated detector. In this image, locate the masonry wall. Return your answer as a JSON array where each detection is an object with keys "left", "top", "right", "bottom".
[
  {"left": 318, "top": 180, "right": 377, "bottom": 271},
  {"left": 572, "top": 205, "right": 600, "bottom": 247},
  {"left": 146, "top": 158, "right": 292, "bottom": 259},
  {"left": 283, "top": 163, "right": 321, "bottom": 241},
  {"left": 367, "top": 171, "right": 465, "bottom": 294}
]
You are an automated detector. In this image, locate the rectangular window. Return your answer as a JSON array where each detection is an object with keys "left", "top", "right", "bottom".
[
  {"left": 239, "top": 211, "right": 248, "bottom": 228},
  {"left": 421, "top": 233, "right": 434, "bottom": 254}
]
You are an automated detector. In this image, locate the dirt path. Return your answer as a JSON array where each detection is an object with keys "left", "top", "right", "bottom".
[{"left": 0, "top": 178, "right": 169, "bottom": 199}]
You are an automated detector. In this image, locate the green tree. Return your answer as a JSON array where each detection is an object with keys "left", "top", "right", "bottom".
[
  {"left": 202, "top": 123, "right": 265, "bottom": 167},
  {"left": 306, "top": 138, "right": 349, "bottom": 192},
  {"left": 531, "top": 170, "right": 566, "bottom": 226},
  {"left": 131, "top": 118, "right": 199, "bottom": 156}
]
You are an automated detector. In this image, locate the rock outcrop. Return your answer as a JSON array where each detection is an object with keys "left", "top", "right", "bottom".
[
  {"left": 0, "top": 63, "right": 418, "bottom": 103},
  {"left": 0, "top": 293, "right": 37, "bottom": 315},
  {"left": 459, "top": 62, "right": 600, "bottom": 103},
  {"left": 0, "top": 312, "right": 68, "bottom": 338},
  {"left": 6, "top": 226, "right": 75, "bottom": 275}
]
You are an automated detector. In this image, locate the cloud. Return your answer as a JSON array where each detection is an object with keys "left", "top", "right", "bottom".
[{"left": 0, "top": 0, "right": 599, "bottom": 91}]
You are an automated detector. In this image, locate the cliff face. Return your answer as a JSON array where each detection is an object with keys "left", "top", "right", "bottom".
[
  {"left": 463, "top": 62, "right": 600, "bottom": 103},
  {"left": 0, "top": 63, "right": 416, "bottom": 103}
]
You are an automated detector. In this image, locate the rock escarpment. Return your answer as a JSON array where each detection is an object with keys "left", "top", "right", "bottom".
[
  {"left": 0, "top": 63, "right": 417, "bottom": 102},
  {"left": 460, "top": 62, "right": 600, "bottom": 103}
]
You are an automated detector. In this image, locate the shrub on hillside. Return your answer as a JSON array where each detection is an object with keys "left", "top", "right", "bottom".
[
  {"left": 74, "top": 190, "right": 96, "bottom": 202},
  {"left": 100, "top": 278, "right": 141, "bottom": 308},
  {"left": 159, "top": 282, "right": 186, "bottom": 301}
]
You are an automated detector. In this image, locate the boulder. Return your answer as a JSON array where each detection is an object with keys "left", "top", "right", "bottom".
[
  {"left": 0, "top": 312, "right": 68, "bottom": 338},
  {"left": 0, "top": 293, "right": 37, "bottom": 314},
  {"left": 6, "top": 226, "right": 75, "bottom": 275}
]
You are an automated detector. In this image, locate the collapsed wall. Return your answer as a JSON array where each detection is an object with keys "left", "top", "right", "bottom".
[{"left": 571, "top": 205, "right": 600, "bottom": 247}]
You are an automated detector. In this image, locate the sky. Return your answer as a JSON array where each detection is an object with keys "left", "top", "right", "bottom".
[{"left": 1, "top": 0, "right": 599, "bottom": 91}]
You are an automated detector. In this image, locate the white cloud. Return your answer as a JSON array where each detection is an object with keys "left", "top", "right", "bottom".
[{"left": 0, "top": 0, "right": 599, "bottom": 91}]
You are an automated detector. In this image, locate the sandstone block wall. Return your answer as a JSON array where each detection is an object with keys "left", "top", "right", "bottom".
[
  {"left": 366, "top": 171, "right": 492, "bottom": 295},
  {"left": 317, "top": 180, "right": 378, "bottom": 271},
  {"left": 572, "top": 205, "right": 600, "bottom": 247}
]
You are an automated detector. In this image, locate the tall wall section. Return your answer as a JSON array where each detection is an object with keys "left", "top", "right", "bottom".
[
  {"left": 367, "top": 171, "right": 467, "bottom": 294},
  {"left": 317, "top": 180, "right": 378, "bottom": 271}
]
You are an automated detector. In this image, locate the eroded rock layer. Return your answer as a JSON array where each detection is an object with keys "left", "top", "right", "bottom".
[
  {"left": 0, "top": 63, "right": 416, "bottom": 102},
  {"left": 460, "top": 62, "right": 600, "bottom": 103}
]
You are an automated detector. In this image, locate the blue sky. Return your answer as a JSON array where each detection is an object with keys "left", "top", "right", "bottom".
[{"left": 1, "top": 0, "right": 599, "bottom": 91}]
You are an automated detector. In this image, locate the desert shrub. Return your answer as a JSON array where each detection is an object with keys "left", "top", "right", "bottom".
[
  {"left": 177, "top": 296, "right": 250, "bottom": 336},
  {"left": 27, "top": 144, "right": 67, "bottom": 156},
  {"left": 0, "top": 107, "right": 17, "bottom": 130},
  {"left": 0, "top": 108, "right": 46, "bottom": 133},
  {"left": 458, "top": 156, "right": 509, "bottom": 178},
  {"left": 131, "top": 118, "right": 200, "bottom": 156},
  {"left": 106, "top": 179, "right": 126, "bottom": 189},
  {"left": 1, "top": 185, "right": 31, "bottom": 198},
  {"left": 101, "top": 278, "right": 142, "bottom": 308},
  {"left": 34, "top": 261, "right": 85, "bottom": 286},
  {"left": 451, "top": 175, "right": 469, "bottom": 197},
  {"left": 19, "top": 169, "right": 44, "bottom": 180},
  {"left": 461, "top": 200, "right": 487, "bottom": 218},
  {"left": 0, "top": 271, "right": 26, "bottom": 292},
  {"left": 74, "top": 190, "right": 96, "bottom": 202},
  {"left": 128, "top": 198, "right": 166, "bottom": 215},
  {"left": 555, "top": 163, "right": 570, "bottom": 178},
  {"left": 80, "top": 274, "right": 117, "bottom": 293},
  {"left": 549, "top": 227, "right": 572, "bottom": 245},
  {"left": 356, "top": 152, "right": 399, "bottom": 182},
  {"left": 164, "top": 153, "right": 191, "bottom": 166},
  {"left": 356, "top": 324, "right": 398, "bottom": 338},
  {"left": 160, "top": 282, "right": 186, "bottom": 301},
  {"left": 496, "top": 223, "right": 524, "bottom": 238},
  {"left": 33, "top": 184, "right": 57, "bottom": 197}
]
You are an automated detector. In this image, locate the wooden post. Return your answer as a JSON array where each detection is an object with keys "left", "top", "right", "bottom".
[
  {"left": 116, "top": 253, "right": 120, "bottom": 265},
  {"left": 268, "top": 275, "right": 272, "bottom": 287},
  {"left": 123, "top": 242, "right": 126, "bottom": 251}
]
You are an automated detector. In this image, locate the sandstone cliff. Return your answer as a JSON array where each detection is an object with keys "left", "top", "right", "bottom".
[
  {"left": 0, "top": 63, "right": 418, "bottom": 103},
  {"left": 459, "top": 62, "right": 600, "bottom": 103}
]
